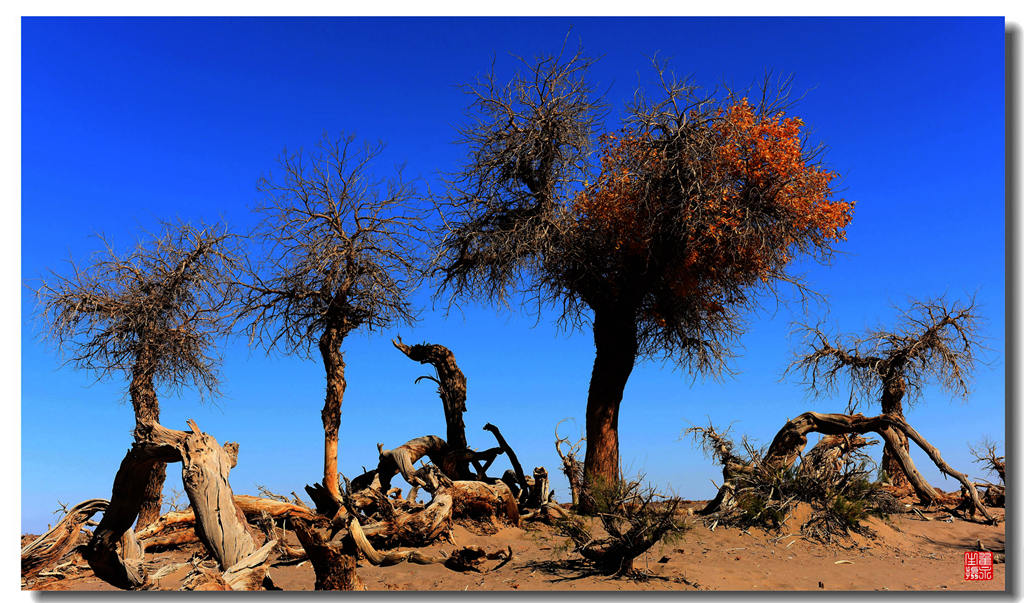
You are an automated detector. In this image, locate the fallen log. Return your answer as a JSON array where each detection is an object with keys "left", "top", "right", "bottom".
[
  {"left": 446, "top": 480, "right": 520, "bottom": 529},
  {"left": 698, "top": 412, "right": 995, "bottom": 524},
  {"left": 84, "top": 420, "right": 275, "bottom": 590},
  {"left": 135, "top": 494, "right": 319, "bottom": 545},
  {"left": 292, "top": 518, "right": 364, "bottom": 591},
  {"left": 22, "top": 499, "right": 108, "bottom": 581},
  {"left": 349, "top": 517, "right": 512, "bottom": 572},
  {"left": 359, "top": 490, "right": 454, "bottom": 548}
]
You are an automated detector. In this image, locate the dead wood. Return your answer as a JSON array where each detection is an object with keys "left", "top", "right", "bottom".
[
  {"left": 376, "top": 435, "right": 451, "bottom": 492},
  {"left": 483, "top": 423, "right": 530, "bottom": 502},
  {"left": 348, "top": 517, "right": 448, "bottom": 566},
  {"left": 445, "top": 480, "right": 520, "bottom": 529},
  {"left": 970, "top": 438, "right": 1006, "bottom": 484},
  {"left": 22, "top": 498, "right": 108, "bottom": 581},
  {"left": 136, "top": 494, "right": 318, "bottom": 546},
  {"left": 555, "top": 420, "right": 585, "bottom": 508},
  {"left": 292, "top": 518, "right": 364, "bottom": 591},
  {"left": 349, "top": 517, "right": 512, "bottom": 572},
  {"left": 526, "top": 467, "right": 551, "bottom": 509},
  {"left": 521, "top": 502, "right": 573, "bottom": 524},
  {"left": 393, "top": 337, "right": 471, "bottom": 475},
  {"left": 85, "top": 420, "right": 274, "bottom": 590},
  {"left": 359, "top": 490, "right": 454, "bottom": 548},
  {"left": 554, "top": 479, "right": 685, "bottom": 576},
  {"left": 697, "top": 411, "right": 995, "bottom": 524},
  {"left": 141, "top": 530, "right": 201, "bottom": 552}
]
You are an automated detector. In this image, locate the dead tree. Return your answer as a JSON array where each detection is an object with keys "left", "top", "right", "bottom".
[
  {"left": 555, "top": 478, "right": 685, "bottom": 576},
  {"left": 789, "top": 296, "right": 982, "bottom": 487},
  {"left": 22, "top": 499, "right": 108, "bottom": 582},
  {"left": 84, "top": 420, "right": 276, "bottom": 590},
  {"left": 970, "top": 438, "right": 1005, "bottom": 507},
  {"left": 134, "top": 494, "right": 318, "bottom": 551},
  {"left": 238, "top": 133, "right": 423, "bottom": 510},
  {"left": 555, "top": 419, "right": 585, "bottom": 508},
  {"left": 34, "top": 222, "right": 240, "bottom": 528},
  {"left": 393, "top": 337, "right": 471, "bottom": 477},
  {"left": 693, "top": 411, "right": 995, "bottom": 524}
]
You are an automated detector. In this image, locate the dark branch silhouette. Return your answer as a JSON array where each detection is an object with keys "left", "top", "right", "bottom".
[
  {"left": 237, "top": 132, "right": 424, "bottom": 505},
  {"left": 788, "top": 296, "right": 984, "bottom": 485}
]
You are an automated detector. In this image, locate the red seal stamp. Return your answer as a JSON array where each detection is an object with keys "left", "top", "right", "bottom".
[{"left": 964, "top": 551, "right": 994, "bottom": 580}]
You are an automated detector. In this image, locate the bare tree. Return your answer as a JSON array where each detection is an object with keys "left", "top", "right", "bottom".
[
  {"left": 435, "top": 44, "right": 853, "bottom": 509},
  {"left": 237, "top": 133, "right": 423, "bottom": 507},
  {"left": 789, "top": 296, "right": 983, "bottom": 486},
  {"left": 34, "top": 221, "right": 240, "bottom": 528}
]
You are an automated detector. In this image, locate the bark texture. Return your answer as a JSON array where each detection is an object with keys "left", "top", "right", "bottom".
[
  {"left": 22, "top": 499, "right": 108, "bottom": 581},
  {"left": 880, "top": 377, "right": 911, "bottom": 487},
  {"left": 130, "top": 362, "right": 165, "bottom": 530},
  {"left": 85, "top": 420, "right": 275, "bottom": 590},
  {"left": 318, "top": 327, "right": 347, "bottom": 505},
  {"left": 581, "top": 308, "right": 638, "bottom": 512},
  {"left": 393, "top": 338, "right": 469, "bottom": 456},
  {"left": 292, "top": 518, "right": 364, "bottom": 591}
]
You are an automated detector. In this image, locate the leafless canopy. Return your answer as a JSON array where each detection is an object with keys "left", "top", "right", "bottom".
[
  {"left": 238, "top": 133, "right": 424, "bottom": 357},
  {"left": 789, "top": 296, "right": 983, "bottom": 408},
  {"left": 969, "top": 437, "right": 1005, "bottom": 484},
  {"left": 34, "top": 221, "right": 240, "bottom": 397},
  {"left": 435, "top": 41, "right": 605, "bottom": 313}
]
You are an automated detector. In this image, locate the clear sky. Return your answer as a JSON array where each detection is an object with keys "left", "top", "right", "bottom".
[{"left": 20, "top": 17, "right": 1005, "bottom": 534}]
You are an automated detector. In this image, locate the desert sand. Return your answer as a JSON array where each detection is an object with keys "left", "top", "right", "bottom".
[{"left": 22, "top": 501, "right": 1005, "bottom": 592}]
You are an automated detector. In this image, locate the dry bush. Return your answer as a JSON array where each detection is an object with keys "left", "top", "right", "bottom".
[
  {"left": 689, "top": 426, "right": 894, "bottom": 542},
  {"left": 552, "top": 474, "right": 688, "bottom": 576}
]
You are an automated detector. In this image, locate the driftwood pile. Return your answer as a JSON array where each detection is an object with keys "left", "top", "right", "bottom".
[{"left": 22, "top": 340, "right": 563, "bottom": 591}]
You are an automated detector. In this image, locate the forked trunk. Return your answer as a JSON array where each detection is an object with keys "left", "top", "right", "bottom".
[
  {"left": 880, "top": 378, "right": 910, "bottom": 488},
  {"left": 319, "top": 328, "right": 347, "bottom": 503},
  {"left": 581, "top": 308, "right": 638, "bottom": 513},
  {"left": 129, "top": 365, "right": 164, "bottom": 530}
]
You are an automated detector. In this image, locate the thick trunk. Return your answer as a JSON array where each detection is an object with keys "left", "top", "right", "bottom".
[
  {"left": 86, "top": 420, "right": 274, "bottom": 590},
  {"left": 319, "top": 328, "right": 347, "bottom": 502},
  {"left": 581, "top": 308, "right": 638, "bottom": 512},
  {"left": 129, "top": 365, "right": 164, "bottom": 530},
  {"left": 292, "top": 519, "right": 364, "bottom": 591},
  {"left": 880, "top": 378, "right": 910, "bottom": 487},
  {"left": 393, "top": 338, "right": 470, "bottom": 477}
]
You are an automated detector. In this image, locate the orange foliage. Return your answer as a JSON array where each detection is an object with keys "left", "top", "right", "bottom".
[{"left": 573, "top": 98, "right": 853, "bottom": 311}]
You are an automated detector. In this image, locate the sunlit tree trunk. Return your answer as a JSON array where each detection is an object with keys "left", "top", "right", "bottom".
[
  {"left": 129, "top": 359, "right": 164, "bottom": 530},
  {"left": 319, "top": 327, "right": 347, "bottom": 502},
  {"left": 580, "top": 307, "right": 638, "bottom": 513},
  {"left": 880, "top": 377, "right": 910, "bottom": 487}
]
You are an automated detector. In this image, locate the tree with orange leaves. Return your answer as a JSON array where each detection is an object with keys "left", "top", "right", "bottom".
[{"left": 436, "top": 49, "right": 853, "bottom": 511}]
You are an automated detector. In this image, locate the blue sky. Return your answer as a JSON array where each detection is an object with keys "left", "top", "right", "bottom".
[{"left": 20, "top": 17, "right": 1005, "bottom": 534}]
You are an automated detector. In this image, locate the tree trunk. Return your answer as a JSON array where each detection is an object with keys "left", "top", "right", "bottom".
[
  {"left": 129, "top": 364, "right": 164, "bottom": 530},
  {"left": 292, "top": 519, "right": 364, "bottom": 591},
  {"left": 392, "top": 338, "right": 470, "bottom": 477},
  {"left": 581, "top": 308, "right": 638, "bottom": 513},
  {"left": 22, "top": 499, "right": 108, "bottom": 582},
  {"left": 86, "top": 420, "right": 275, "bottom": 590},
  {"left": 319, "top": 327, "right": 347, "bottom": 504},
  {"left": 880, "top": 378, "right": 910, "bottom": 488}
]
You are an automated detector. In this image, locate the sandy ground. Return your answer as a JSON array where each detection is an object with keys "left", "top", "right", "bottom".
[{"left": 22, "top": 502, "right": 1006, "bottom": 592}]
